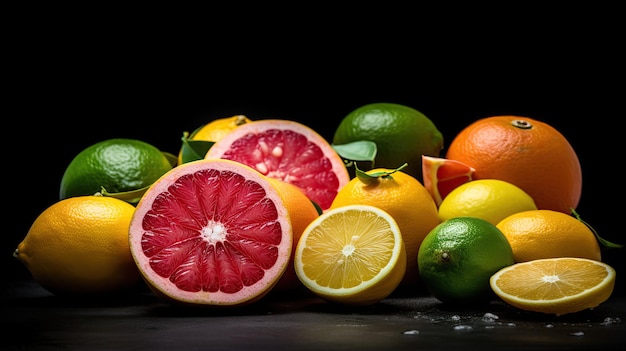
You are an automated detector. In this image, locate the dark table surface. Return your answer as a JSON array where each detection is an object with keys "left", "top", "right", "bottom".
[{"left": 3, "top": 277, "right": 625, "bottom": 351}]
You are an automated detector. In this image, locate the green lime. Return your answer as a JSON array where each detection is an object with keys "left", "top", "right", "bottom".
[
  {"left": 60, "top": 138, "right": 174, "bottom": 203},
  {"left": 417, "top": 217, "right": 515, "bottom": 304},
  {"left": 332, "top": 102, "right": 444, "bottom": 181}
]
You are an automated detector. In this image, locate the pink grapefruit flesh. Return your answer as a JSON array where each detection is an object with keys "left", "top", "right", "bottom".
[
  {"left": 129, "top": 159, "right": 293, "bottom": 306},
  {"left": 422, "top": 155, "right": 476, "bottom": 206},
  {"left": 204, "top": 119, "right": 350, "bottom": 211}
]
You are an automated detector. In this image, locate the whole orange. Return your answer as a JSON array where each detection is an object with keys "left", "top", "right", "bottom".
[
  {"left": 330, "top": 168, "right": 440, "bottom": 286},
  {"left": 267, "top": 178, "right": 320, "bottom": 293},
  {"left": 496, "top": 209, "right": 601, "bottom": 263},
  {"left": 446, "top": 116, "right": 582, "bottom": 214}
]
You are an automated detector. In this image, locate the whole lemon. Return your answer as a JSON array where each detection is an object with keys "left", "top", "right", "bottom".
[
  {"left": 14, "top": 195, "right": 141, "bottom": 295},
  {"left": 330, "top": 167, "right": 440, "bottom": 286},
  {"left": 418, "top": 217, "right": 515, "bottom": 303},
  {"left": 438, "top": 179, "right": 537, "bottom": 225},
  {"left": 332, "top": 102, "right": 444, "bottom": 182},
  {"left": 60, "top": 138, "right": 173, "bottom": 203}
]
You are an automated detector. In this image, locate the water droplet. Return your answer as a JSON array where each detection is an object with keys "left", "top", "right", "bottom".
[
  {"left": 601, "top": 317, "right": 621, "bottom": 326},
  {"left": 453, "top": 325, "right": 473, "bottom": 331},
  {"left": 569, "top": 331, "right": 584, "bottom": 337},
  {"left": 482, "top": 312, "right": 499, "bottom": 323},
  {"left": 402, "top": 330, "right": 419, "bottom": 335}
]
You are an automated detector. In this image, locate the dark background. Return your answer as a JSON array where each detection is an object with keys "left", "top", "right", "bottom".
[{"left": 5, "top": 8, "right": 624, "bottom": 293}]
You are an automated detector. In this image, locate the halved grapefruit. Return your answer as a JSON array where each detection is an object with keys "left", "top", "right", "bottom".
[
  {"left": 204, "top": 119, "right": 350, "bottom": 211},
  {"left": 422, "top": 155, "right": 475, "bottom": 206},
  {"left": 129, "top": 159, "right": 295, "bottom": 307}
]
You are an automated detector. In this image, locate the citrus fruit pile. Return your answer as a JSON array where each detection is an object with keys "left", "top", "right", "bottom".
[
  {"left": 13, "top": 104, "right": 620, "bottom": 316},
  {"left": 416, "top": 115, "right": 620, "bottom": 315}
]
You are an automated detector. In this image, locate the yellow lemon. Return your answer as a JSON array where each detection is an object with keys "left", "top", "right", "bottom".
[
  {"left": 14, "top": 195, "right": 141, "bottom": 295},
  {"left": 438, "top": 179, "right": 537, "bottom": 225}
]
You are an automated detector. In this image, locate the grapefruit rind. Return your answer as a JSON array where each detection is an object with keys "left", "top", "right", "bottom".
[
  {"left": 205, "top": 119, "right": 350, "bottom": 211},
  {"left": 422, "top": 155, "right": 475, "bottom": 206},
  {"left": 489, "top": 257, "right": 616, "bottom": 316},
  {"left": 129, "top": 159, "right": 293, "bottom": 307}
]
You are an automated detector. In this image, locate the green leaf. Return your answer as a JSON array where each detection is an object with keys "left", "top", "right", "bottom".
[
  {"left": 571, "top": 208, "right": 623, "bottom": 250},
  {"left": 354, "top": 163, "right": 408, "bottom": 185},
  {"left": 311, "top": 200, "right": 323, "bottom": 215},
  {"left": 179, "top": 131, "right": 215, "bottom": 164},
  {"left": 332, "top": 141, "right": 377, "bottom": 162},
  {"left": 98, "top": 186, "right": 149, "bottom": 206}
]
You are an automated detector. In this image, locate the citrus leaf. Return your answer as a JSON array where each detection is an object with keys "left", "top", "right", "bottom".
[
  {"left": 180, "top": 131, "right": 215, "bottom": 164},
  {"left": 99, "top": 186, "right": 149, "bottom": 206},
  {"left": 354, "top": 165, "right": 379, "bottom": 185},
  {"left": 332, "top": 141, "right": 377, "bottom": 162},
  {"left": 355, "top": 162, "right": 408, "bottom": 185},
  {"left": 571, "top": 208, "right": 623, "bottom": 249},
  {"left": 311, "top": 200, "right": 323, "bottom": 215}
]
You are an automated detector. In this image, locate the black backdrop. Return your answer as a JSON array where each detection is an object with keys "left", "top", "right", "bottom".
[{"left": 6, "top": 11, "right": 624, "bottom": 293}]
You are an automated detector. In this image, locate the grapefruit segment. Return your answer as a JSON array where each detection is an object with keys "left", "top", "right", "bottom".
[
  {"left": 205, "top": 119, "right": 350, "bottom": 211},
  {"left": 129, "top": 159, "right": 293, "bottom": 306},
  {"left": 422, "top": 155, "right": 475, "bottom": 206}
]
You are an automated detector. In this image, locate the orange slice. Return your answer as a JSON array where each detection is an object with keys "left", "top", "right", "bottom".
[
  {"left": 422, "top": 155, "right": 475, "bottom": 206},
  {"left": 490, "top": 257, "right": 616, "bottom": 316}
]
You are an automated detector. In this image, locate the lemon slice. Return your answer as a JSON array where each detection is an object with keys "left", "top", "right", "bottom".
[
  {"left": 490, "top": 257, "right": 616, "bottom": 316},
  {"left": 294, "top": 204, "right": 407, "bottom": 306}
]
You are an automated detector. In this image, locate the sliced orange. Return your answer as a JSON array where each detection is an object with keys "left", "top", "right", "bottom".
[
  {"left": 294, "top": 204, "right": 407, "bottom": 306},
  {"left": 490, "top": 257, "right": 616, "bottom": 316},
  {"left": 421, "top": 155, "right": 475, "bottom": 206}
]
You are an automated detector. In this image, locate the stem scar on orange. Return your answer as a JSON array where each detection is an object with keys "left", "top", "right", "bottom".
[{"left": 445, "top": 116, "right": 582, "bottom": 214}]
